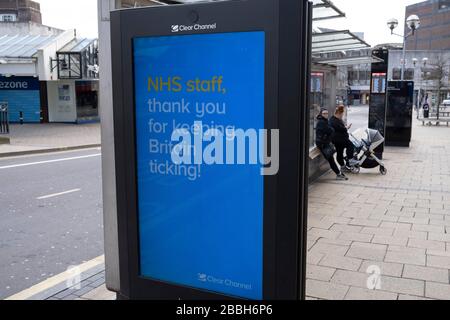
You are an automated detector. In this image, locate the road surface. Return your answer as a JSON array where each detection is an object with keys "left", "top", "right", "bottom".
[
  {"left": 0, "top": 148, "right": 103, "bottom": 299},
  {"left": 347, "top": 105, "right": 369, "bottom": 133}
]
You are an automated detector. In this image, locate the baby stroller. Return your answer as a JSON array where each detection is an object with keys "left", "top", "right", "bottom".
[{"left": 348, "top": 129, "right": 387, "bottom": 175}]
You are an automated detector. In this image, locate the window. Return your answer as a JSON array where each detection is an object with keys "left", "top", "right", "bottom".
[
  {"left": 76, "top": 81, "right": 99, "bottom": 119},
  {"left": 439, "top": 0, "right": 450, "bottom": 10},
  {"left": 392, "top": 68, "right": 414, "bottom": 80},
  {"left": 57, "top": 53, "right": 82, "bottom": 79},
  {"left": 348, "top": 71, "right": 358, "bottom": 81},
  {"left": 392, "top": 68, "right": 401, "bottom": 80},
  {"left": 405, "top": 68, "right": 415, "bottom": 80},
  {"left": 0, "top": 14, "right": 17, "bottom": 22}
]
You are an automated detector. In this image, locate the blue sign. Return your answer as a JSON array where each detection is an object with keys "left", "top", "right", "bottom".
[
  {"left": 0, "top": 76, "right": 40, "bottom": 91},
  {"left": 0, "top": 76, "right": 41, "bottom": 122},
  {"left": 133, "top": 32, "right": 265, "bottom": 299}
]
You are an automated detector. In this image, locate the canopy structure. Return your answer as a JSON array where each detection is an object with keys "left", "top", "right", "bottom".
[
  {"left": 56, "top": 38, "right": 98, "bottom": 80},
  {"left": 161, "top": 0, "right": 347, "bottom": 21},
  {"left": 311, "top": 0, "right": 345, "bottom": 21},
  {"left": 312, "top": 30, "right": 371, "bottom": 55},
  {"left": 0, "top": 34, "right": 60, "bottom": 61},
  {"left": 313, "top": 54, "right": 383, "bottom": 66}
]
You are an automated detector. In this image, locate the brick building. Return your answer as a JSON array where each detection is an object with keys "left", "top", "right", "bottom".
[
  {"left": 405, "top": 0, "right": 450, "bottom": 50},
  {"left": 0, "top": 0, "right": 42, "bottom": 24}
]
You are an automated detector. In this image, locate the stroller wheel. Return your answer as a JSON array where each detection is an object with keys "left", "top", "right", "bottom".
[
  {"left": 380, "top": 166, "right": 387, "bottom": 175},
  {"left": 351, "top": 166, "right": 361, "bottom": 174}
]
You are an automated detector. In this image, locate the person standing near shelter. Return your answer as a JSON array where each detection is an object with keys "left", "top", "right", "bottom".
[
  {"left": 316, "top": 108, "right": 348, "bottom": 181},
  {"left": 329, "top": 105, "right": 354, "bottom": 172},
  {"left": 423, "top": 94, "right": 430, "bottom": 119}
]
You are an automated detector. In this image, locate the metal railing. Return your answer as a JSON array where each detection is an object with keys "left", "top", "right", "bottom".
[{"left": 0, "top": 104, "right": 9, "bottom": 134}]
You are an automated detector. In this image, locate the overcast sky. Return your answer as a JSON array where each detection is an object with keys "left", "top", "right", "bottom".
[
  {"left": 37, "top": 0, "right": 99, "bottom": 38},
  {"left": 317, "top": 0, "right": 422, "bottom": 46},
  {"left": 36, "top": 0, "right": 423, "bottom": 45}
]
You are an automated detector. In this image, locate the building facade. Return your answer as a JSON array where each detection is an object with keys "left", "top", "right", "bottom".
[
  {"left": 0, "top": 0, "right": 100, "bottom": 124},
  {"left": 405, "top": 0, "right": 450, "bottom": 50},
  {"left": 0, "top": 0, "right": 42, "bottom": 23},
  {"left": 387, "top": 49, "right": 450, "bottom": 106},
  {"left": 0, "top": 31, "right": 100, "bottom": 123},
  {"left": 0, "top": 0, "right": 62, "bottom": 36}
]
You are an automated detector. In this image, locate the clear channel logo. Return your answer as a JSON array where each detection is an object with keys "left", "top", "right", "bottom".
[
  {"left": 171, "top": 23, "right": 217, "bottom": 33},
  {"left": 198, "top": 273, "right": 207, "bottom": 282},
  {"left": 197, "top": 273, "right": 252, "bottom": 291}
]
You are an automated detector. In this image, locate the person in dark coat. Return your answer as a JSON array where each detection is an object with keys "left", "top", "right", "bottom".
[
  {"left": 329, "top": 105, "right": 354, "bottom": 172},
  {"left": 316, "top": 108, "right": 348, "bottom": 181},
  {"left": 423, "top": 95, "right": 430, "bottom": 119}
]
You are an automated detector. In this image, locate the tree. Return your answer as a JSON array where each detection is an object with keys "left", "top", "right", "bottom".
[{"left": 427, "top": 54, "right": 450, "bottom": 120}]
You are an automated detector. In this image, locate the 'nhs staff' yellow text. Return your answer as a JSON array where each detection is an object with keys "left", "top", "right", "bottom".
[{"left": 147, "top": 76, "right": 226, "bottom": 94}]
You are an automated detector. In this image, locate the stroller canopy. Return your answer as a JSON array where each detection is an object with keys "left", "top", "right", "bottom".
[{"left": 365, "top": 129, "right": 385, "bottom": 151}]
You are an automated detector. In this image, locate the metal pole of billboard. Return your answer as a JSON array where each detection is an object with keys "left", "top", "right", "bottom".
[{"left": 97, "top": 0, "right": 121, "bottom": 294}]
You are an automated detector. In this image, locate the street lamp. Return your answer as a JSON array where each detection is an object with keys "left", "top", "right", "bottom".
[
  {"left": 387, "top": 18, "right": 399, "bottom": 34},
  {"left": 406, "top": 15, "right": 420, "bottom": 35},
  {"left": 387, "top": 15, "right": 421, "bottom": 81}
]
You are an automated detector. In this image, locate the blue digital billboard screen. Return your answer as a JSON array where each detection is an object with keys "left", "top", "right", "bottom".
[{"left": 133, "top": 31, "right": 265, "bottom": 299}]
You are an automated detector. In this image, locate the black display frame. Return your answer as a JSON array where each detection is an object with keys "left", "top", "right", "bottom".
[
  {"left": 111, "top": 0, "right": 311, "bottom": 300},
  {"left": 369, "top": 49, "right": 389, "bottom": 155},
  {"left": 385, "top": 80, "right": 414, "bottom": 147}
]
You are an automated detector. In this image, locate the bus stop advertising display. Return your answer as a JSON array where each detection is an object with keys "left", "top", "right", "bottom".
[
  {"left": 111, "top": 0, "right": 311, "bottom": 300},
  {"left": 369, "top": 49, "right": 389, "bottom": 155},
  {"left": 135, "top": 32, "right": 265, "bottom": 299}
]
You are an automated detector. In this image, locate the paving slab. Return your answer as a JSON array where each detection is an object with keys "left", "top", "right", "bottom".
[
  {"left": 344, "top": 287, "right": 397, "bottom": 300},
  {"left": 402, "top": 265, "right": 449, "bottom": 283},
  {"left": 306, "top": 118, "right": 450, "bottom": 300}
]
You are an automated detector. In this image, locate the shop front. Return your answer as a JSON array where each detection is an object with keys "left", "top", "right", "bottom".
[
  {"left": 46, "top": 38, "right": 99, "bottom": 123},
  {"left": 0, "top": 76, "right": 43, "bottom": 123},
  {"left": 47, "top": 79, "right": 99, "bottom": 123},
  {"left": 0, "top": 31, "right": 98, "bottom": 124}
]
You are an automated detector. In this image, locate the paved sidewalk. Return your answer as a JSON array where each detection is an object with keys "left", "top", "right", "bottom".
[
  {"left": 0, "top": 123, "right": 101, "bottom": 157},
  {"left": 306, "top": 120, "right": 450, "bottom": 300},
  {"left": 46, "top": 269, "right": 116, "bottom": 301}
]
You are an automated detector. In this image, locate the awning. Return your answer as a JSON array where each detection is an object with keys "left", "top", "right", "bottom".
[
  {"left": 166, "top": 0, "right": 346, "bottom": 21},
  {"left": 312, "top": 30, "right": 370, "bottom": 54},
  {"left": 0, "top": 34, "right": 61, "bottom": 59},
  {"left": 58, "top": 38, "right": 97, "bottom": 53},
  {"left": 313, "top": 55, "right": 383, "bottom": 66},
  {"left": 312, "top": 0, "right": 345, "bottom": 21}
]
